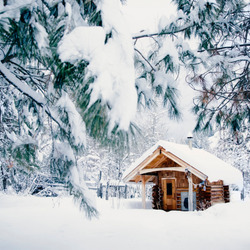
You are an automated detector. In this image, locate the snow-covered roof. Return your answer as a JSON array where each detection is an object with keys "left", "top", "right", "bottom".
[{"left": 123, "top": 140, "right": 243, "bottom": 189}]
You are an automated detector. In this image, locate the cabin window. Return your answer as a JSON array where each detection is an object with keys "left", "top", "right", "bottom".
[{"left": 167, "top": 183, "right": 172, "bottom": 196}]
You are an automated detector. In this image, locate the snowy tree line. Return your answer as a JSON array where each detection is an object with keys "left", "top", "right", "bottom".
[{"left": 0, "top": 0, "right": 249, "bottom": 215}]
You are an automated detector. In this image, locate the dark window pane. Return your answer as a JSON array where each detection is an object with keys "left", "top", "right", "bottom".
[
  {"left": 184, "top": 197, "right": 188, "bottom": 209},
  {"left": 167, "top": 183, "right": 172, "bottom": 195}
]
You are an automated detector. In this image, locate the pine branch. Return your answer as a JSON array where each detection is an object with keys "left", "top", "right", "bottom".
[
  {"left": 7, "top": 60, "right": 47, "bottom": 96},
  {"left": 0, "top": 62, "right": 45, "bottom": 105},
  {"left": 198, "top": 43, "right": 250, "bottom": 53},
  {"left": 132, "top": 25, "right": 191, "bottom": 40},
  {"left": 0, "top": 61, "right": 62, "bottom": 128},
  {"left": 133, "top": 30, "right": 250, "bottom": 54}
]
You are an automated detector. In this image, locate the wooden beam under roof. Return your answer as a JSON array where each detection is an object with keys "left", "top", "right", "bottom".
[
  {"left": 134, "top": 175, "right": 141, "bottom": 183},
  {"left": 140, "top": 167, "right": 186, "bottom": 175},
  {"left": 145, "top": 154, "right": 166, "bottom": 169},
  {"left": 146, "top": 176, "right": 156, "bottom": 182},
  {"left": 123, "top": 147, "right": 161, "bottom": 182}
]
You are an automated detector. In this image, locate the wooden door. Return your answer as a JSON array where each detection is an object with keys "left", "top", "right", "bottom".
[{"left": 162, "top": 178, "right": 176, "bottom": 210}]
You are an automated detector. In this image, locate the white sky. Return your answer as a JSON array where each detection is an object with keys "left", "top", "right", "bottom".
[
  {"left": 123, "top": 0, "right": 197, "bottom": 141},
  {"left": 123, "top": 0, "right": 177, "bottom": 34}
]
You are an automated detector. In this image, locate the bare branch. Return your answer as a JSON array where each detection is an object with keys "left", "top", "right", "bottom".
[
  {"left": 134, "top": 48, "right": 156, "bottom": 72},
  {"left": 198, "top": 43, "right": 250, "bottom": 53}
]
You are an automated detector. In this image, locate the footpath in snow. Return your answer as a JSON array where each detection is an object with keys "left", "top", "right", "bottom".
[{"left": 0, "top": 195, "right": 250, "bottom": 250}]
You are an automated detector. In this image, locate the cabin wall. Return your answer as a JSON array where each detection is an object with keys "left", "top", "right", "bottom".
[
  {"left": 189, "top": 181, "right": 229, "bottom": 210},
  {"left": 153, "top": 171, "right": 203, "bottom": 211},
  {"left": 151, "top": 172, "right": 230, "bottom": 211}
]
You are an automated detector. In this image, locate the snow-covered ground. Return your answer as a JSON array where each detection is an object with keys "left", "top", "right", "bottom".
[{"left": 0, "top": 194, "right": 250, "bottom": 250}]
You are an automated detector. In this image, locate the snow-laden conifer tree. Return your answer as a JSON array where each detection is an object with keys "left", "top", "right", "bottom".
[
  {"left": 134, "top": 0, "right": 249, "bottom": 135},
  {"left": 0, "top": 0, "right": 180, "bottom": 216},
  {"left": 209, "top": 126, "right": 250, "bottom": 196}
]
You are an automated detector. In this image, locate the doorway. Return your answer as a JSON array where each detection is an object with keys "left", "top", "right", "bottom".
[{"left": 162, "top": 178, "right": 176, "bottom": 210}]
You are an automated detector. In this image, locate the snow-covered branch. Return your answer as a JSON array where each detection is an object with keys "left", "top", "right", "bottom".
[
  {"left": 134, "top": 48, "right": 156, "bottom": 72},
  {"left": 0, "top": 61, "right": 45, "bottom": 105},
  {"left": 0, "top": 61, "right": 62, "bottom": 128},
  {"left": 132, "top": 26, "right": 191, "bottom": 40},
  {"left": 198, "top": 43, "right": 250, "bottom": 53}
]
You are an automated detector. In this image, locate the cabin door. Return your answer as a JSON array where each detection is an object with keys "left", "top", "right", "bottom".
[{"left": 162, "top": 178, "right": 176, "bottom": 210}]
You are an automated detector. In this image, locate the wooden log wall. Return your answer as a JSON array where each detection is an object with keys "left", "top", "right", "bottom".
[
  {"left": 196, "top": 181, "right": 230, "bottom": 210},
  {"left": 206, "top": 180, "right": 226, "bottom": 205},
  {"left": 210, "top": 185, "right": 224, "bottom": 204},
  {"left": 151, "top": 171, "right": 230, "bottom": 211}
]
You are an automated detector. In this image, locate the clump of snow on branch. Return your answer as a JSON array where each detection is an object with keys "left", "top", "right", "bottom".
[
  {"left": 58, "top": 0, "right": 137, "bottom": 132},
  {"left": 53, "top": 140, "right": 75, "bottom": 162},
  {"left": 69, "top": 165, "right": 97, "bottom": 210},
  {"left": 156, "top": 37, "right": 179, "bottom": 66},
  {"left": 58, "top": 1, "right": 88, "bottom": 31},
  {"left": 56, "top": 92, "right": 86, "bottom": 147},
  {"left": 58, "top": 26, "right": 105, "bottom": 64},
  {"left": 136, "top": 78, "right": 153, "bottom": 105},
  {"left": 32, "top": 22, "right": 49, "bottom": 52},
  {"left": 6, "top": 131, "right": 37, "bottom": 149},
  {"left": 154, "top": 71, "right": 175, "bottom": 90},
  {"left": 88, "top": 0, "right": 137, "bottom": 131},
  {"left": 0, "top": 0, "right": 33, "bottom": 21}
]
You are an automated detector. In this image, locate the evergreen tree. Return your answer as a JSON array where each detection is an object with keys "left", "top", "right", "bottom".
[
  {"left": 0, "top": 0, "right": 179, "bottom": 216},
  {"left": 209, "top": 126, "right": 250, "bottom": 196},
  {"left": 133, "top": 0, "right": 249, "bottom": 136},
  {"left": 0, "top": 0, "right": 99, "bottom": 216}
]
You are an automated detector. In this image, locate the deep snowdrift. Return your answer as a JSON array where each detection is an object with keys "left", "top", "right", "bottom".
[{"left": 0, "top": 195, "right": 250, "bottom": 250}]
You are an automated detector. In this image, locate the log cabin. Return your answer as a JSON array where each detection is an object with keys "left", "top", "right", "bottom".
[{"left": 122, "top": 140, "right": 243, "bottom": 211}]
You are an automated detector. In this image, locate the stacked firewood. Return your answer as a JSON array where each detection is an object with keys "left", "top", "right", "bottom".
[
  {"left": 224, "top": 185, "right": 230, "bottom": 203},
  {"left": 196, "top": 187, "right": 211, "bottom": 210},
  {"left": 152, "top": 185, "right": 163, "bottom": 209},
  {"left": 197, "top": 199, "right": 211, "bottom": 211}
]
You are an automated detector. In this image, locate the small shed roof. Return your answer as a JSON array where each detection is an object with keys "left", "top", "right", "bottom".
[{"left": 123, "top": 140, "right": 243, "bottom": 189}]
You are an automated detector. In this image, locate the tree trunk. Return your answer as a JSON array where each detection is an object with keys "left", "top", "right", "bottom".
[
  {"left": 105, "top": 181, "right": 109, "bottom": 200},
  {"left": 1, "top": 166, "right": 7, "bottom": 191},
  {"left": 124, "top": 184, "right": 128, "bottom": 199}
]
